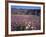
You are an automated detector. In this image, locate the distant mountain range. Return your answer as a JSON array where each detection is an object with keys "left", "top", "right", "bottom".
[{"left": 11, "top": 8, "right": 40, "bottom": 16}]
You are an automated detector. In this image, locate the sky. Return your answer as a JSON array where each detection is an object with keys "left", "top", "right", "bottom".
[{"left": 11, "top": 5, "right": 41, "bottom": 9}]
